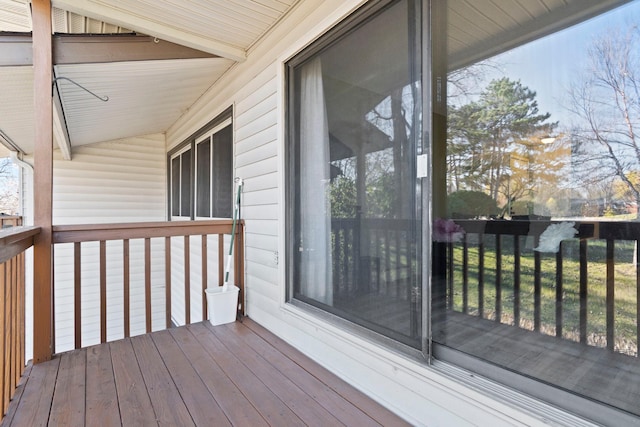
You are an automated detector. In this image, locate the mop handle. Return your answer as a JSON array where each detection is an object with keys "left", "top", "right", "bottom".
[{"left": 224, "top": 179, "right": 243, "bottom": 286}]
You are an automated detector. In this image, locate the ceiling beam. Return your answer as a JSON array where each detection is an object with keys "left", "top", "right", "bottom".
[
  {"left": 52, "top": 0, "right": 247, "bottom": 62},
  {"left": 53, "top": 34, "right": 218, "bottom": 64},
  {"left": 0, "top": 33, "right": 218, "bottom": 66},
  {"left": 0, "top": 33, "right": 32, "bottom": 66}
]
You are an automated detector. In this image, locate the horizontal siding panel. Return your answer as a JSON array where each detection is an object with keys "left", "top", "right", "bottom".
[
  {"left": 243, "top": 188, "right": 279, "bottom": 206},
  {"left": 53, "top": 164, "right": 165, "bottom": 178},
  {"left": 53, "top": 134, "right": 166, "bottom": 225},
  {"left": 236, "top": 156, "right": 278, "bottom": 179},
  {"left": 52, "top": 135, "right": 167, "bottom": 353},
  {"left": 246, "top": 272, "right": 280, "bottom": 293},
  {"left": 234, "top": 61, "right": 278, "bottom": 109},
  {"left": 245, "top": 232, "right": 278, "bottom": 252},
  {"left": 246, "top": 246, "right": 278, "bottom": 268},
  {"left": 52, "top": 184, "right": 165, "bottom": 196},
  {"left": 243, "top": 172, "right": 278, "bottom": 192},
  {"left": 246, "top": 288, "right": 280, "bottom": 316},
  {"left": 246, "top": 262, "right": 278, "bottom": 286},
  {"left": 244, "top": 219, "right": 278, "bottom": 236},
  {"left": 235, "top": 108, "right": 278, "bottom": 142},
  {"left": 236, "top": 140, "right": 277, "bottom": 168},
  {"left": 241, "top": 204, "right": 279, "bottom": 220},
  {"left": 235, "top": 125, "right": 277, "bottom": 156},
  {"left": 235, "top": 85, "right": 277, "bottom": 128}
]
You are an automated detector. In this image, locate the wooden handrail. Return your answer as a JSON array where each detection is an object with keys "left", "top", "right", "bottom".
[
  {"left": 51, "top": 220, "right": 244, "bottom": 351},
  {"left": 52, "top": 219, "right": 237, "bottom": 243},
  {"left": 0, "top": 227, "right": 40, "bottom": 265},
  {"left": 0, "top": 216, "right": 23, "bottom": 229}
]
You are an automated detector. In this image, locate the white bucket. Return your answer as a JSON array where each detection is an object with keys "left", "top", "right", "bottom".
[{"left": 205, "top": 286, "right": 239, "bottom": 326}]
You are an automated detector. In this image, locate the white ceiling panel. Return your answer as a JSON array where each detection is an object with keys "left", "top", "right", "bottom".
[
  {"left": 54, "top": 57, "right": 234, "bottom": 146},
  {"left": 82, "top": 0, "right": 298, "bottom": 49},
  {"left": 0, "top": 66, "right": 34, "bottom": 153},
  {"left": 52, "top": 8, "right": 132, "bottom": 33},
  {"left": 0, "top": 0, "right": 30, "bottom": 31}
]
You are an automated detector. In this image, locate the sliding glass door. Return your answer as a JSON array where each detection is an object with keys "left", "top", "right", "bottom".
[{"left": 287, "top": 0, "right": 423, "bottom": 348}]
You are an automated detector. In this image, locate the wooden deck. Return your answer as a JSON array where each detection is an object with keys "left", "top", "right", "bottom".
[
  {"left": 435, "top": 311, "right": 640, "bottom": 416},
  {"left": 1, "top": 319, "right": 409, "bottom": 426}
]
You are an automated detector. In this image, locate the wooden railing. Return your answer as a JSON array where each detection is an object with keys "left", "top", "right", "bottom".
[
  {"left": 52, "top": 220, "right": 244, "bottom": 351},
  {"left": 0, "top": 216, "right": 22, "bottom": 229},
  {"left": 444, "top": 219, "right": 640, "bottom": 356},
  {"left": 331, "top": 218, "right": 418, "bottom": 300},
  {"left": 0, "top": 226, "right": 39, "bottom": 415}
]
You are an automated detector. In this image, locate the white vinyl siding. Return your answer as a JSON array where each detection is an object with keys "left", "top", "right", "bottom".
[
  {"left": 52, "top": 134, "right": 166, "bottom": 353},
  {"left": 235, "top": 67, "right": 279, "bottom": 311},
  {"left": 165, "top": 1, "right": 593, "bottom": 425},
  {"left": 168, "top": 234, "right": 234, "bottom": 327}
]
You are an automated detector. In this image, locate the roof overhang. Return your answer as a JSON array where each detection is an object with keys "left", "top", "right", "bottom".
[
  {"left": 52, "top": 0, "right": 247, "bottom": 62},
  {"left": 0, "top": 0, "right": 301, "bottom": 158}
]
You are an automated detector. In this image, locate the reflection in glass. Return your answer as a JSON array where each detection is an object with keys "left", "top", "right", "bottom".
[
  {"left": 291, "top": 0, "right": 422, "bottom": 347},
  {"left": 434, "top": 0, "right": 640, "bottom": 417}
]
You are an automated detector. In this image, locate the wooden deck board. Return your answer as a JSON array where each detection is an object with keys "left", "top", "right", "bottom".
[
  {"left": 207, "top": 322, "right": 345, "bottom": 427},
  {"left": 130, "top": 333, "right": 195, "bottom": 426},
  {"left": 150, "top": 329, "right": 230, "bottom": 426},
  {"left": 2, "top": 319, "right": 409, "bottom": 426},
  {"left": 0, "top": 364, "right": 30, "bottom": 427},
  {"left": 226, "top": 321, "right": 383, "bottom": 426},
  {"left": 8, "top": 356, "right": 59, "bottom": 427},
  {"left": 243, "top": 319, "right": 409, "bottom": 427},
  {"left": 49, "top": 349, "right": 86, "bottom": 426},
  {"left": 168, "top": 326, "right": 269, "bottom": 426},
  {"left": 109, "top": 338, "right": 157, "bottom": 427},
  {"left": 186, "top": 322, "right": 305, "bottom": 426},
  {"left": 85, "top": 344, "right": 120, "bottom": 427}
]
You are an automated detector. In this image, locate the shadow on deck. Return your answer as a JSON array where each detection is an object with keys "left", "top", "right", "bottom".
[{"left": 2, "top": 319, "right": 408, "bottom": 426}]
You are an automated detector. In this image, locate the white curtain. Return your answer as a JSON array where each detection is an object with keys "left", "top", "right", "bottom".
[{"left": 299, "top": 58, "right": 333, "bottom": 305}]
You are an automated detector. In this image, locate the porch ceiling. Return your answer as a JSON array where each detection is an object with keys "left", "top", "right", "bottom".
[
  {"left": 0, "top": 0, "right": 630, "bottom": 157},
  {"left": 0, "top": 0, "right": 298, "bottom": 157}
]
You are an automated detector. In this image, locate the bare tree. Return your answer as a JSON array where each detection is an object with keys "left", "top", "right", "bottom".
[
  {"left": 0, "top": 158, "right": 19, "bottom": 215},
  {"left": 569, "top": 23, "right": 640, "bottom": 217}
]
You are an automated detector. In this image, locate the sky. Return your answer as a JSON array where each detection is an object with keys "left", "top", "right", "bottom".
[{"left": 485, "top": 0, "right": 640, "bottom": 127}]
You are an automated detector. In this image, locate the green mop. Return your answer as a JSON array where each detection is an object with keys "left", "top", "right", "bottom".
[{"left": 205, "top": 177, "right": 243, "bottom": 325}]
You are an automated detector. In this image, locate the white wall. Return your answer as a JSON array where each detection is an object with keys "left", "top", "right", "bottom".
[
  {"left": 51, "top": 134, "right": 167, "bottom": 352},
  {"left": 19, "top": 163, "right": 34, "bottom": 362},
  {"left": 169, "top": 232, "right": 234, "bottom": 327},
  {"left": 165, "top": 1, "right": 593, "bottom": 426}
]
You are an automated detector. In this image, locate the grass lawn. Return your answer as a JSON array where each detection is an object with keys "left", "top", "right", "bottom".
[{"left": 449, "top": 236, "right": 638, "bottom": 355}]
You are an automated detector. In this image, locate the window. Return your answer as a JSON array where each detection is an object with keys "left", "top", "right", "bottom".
[
  {"left": 170, "top": 146, "right": 192, "bottom": 218},
  {"left": 288, "top": 0, "right": 640, "bottom": 423},
  {"left": 195, "top": 120, "right": 233, "bottom": 218},
  {"left": 169, "top": 109, "right": 233, "bottom": 220}
]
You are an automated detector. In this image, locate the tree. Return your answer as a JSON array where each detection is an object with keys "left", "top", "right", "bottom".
[
  {"left": 569, "top": 23, "right": 640, "bottom": 217},
  {"left": 0, "top": 159, "right": 18, "bottom": 215},
  {"left": 447, "top": 77, "right": 556, "bottom": 207},
  {"left": 447, "top": 190, "right": 498, "bottom": 218}
]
